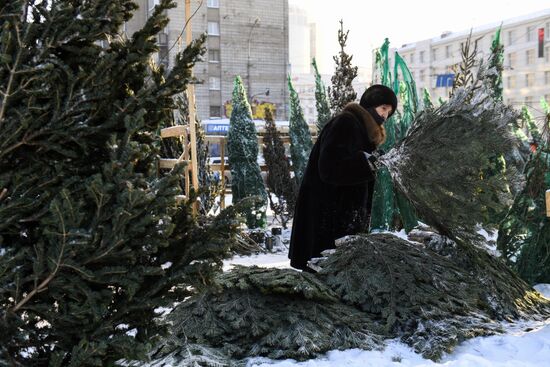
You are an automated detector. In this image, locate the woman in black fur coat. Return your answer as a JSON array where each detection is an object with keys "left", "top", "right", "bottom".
[{"left": 289, "top": 85, "right": 397, "bottom": 271}]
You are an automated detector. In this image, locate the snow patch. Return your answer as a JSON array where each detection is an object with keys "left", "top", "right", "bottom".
[{"left": 534, "top": 284, "right": 550, "bottom": 299}]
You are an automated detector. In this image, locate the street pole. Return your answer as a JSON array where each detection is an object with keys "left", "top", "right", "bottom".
[
  {"left": 247, "top": 18, "right": 259, "bottom": 101},
  {"left": 185, "top": 0, "right": 199, "bottom": 214}
]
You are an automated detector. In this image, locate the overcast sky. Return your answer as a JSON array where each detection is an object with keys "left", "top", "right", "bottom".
[{"left": 292, "top": 0, "right": 549, "bottom": 75}]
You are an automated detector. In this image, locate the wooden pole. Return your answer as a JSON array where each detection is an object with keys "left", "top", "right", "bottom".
[
  {"left": 546, "top": 189, "right": 550, "bottom": 217},
  {"left": 185, "top": 0, "right": 199, "bottom": 213},
  {"left": 220, "top": 138, "right": 226, "bottom": 209}
]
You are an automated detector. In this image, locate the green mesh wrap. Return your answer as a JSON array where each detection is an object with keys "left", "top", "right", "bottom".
[{"left": 370, "top": 40, "right": 418, "bottom": 232}]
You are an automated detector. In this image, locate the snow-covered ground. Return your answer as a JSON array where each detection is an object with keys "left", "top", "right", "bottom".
[{"left": 222, "top": 228, "right": 550, "bottom": 367}]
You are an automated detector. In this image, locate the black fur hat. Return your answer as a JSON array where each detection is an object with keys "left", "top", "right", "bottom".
[{"left": 359, "top": 84, "right": 398, "bottom": 117}]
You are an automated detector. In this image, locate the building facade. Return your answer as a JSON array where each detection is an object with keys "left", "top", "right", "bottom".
[
  {"left": 126, "top": 0, "right": 289, "bottom": 121},
  {"left": 389, "top": 9, "right": 550, "bottom": 118}
]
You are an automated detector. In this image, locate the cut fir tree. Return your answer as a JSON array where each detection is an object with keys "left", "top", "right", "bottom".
[
  {"left": 288, "top": 75, "right": 313, "bottom": 186},
  {"left": 262, "top": 108, "right": 297, "bottom": 229},
  {"left": 226, "top": 76, "right": 267, "bottom": 228},
  {"left": 0, "top": 1, "right": 242, "bottom": 366}
]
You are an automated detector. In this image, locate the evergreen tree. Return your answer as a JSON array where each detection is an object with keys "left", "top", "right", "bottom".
[
  {"left": 288, "top": 75, "right": 313, "bottom": 186},
  {"left": 498, "top": 105, "right": 550, "bottom": 284},
  {"left": 226, "top": 76, "right": 267, "bottom": 228},
  {"left": 422, "top": 88, "right": 434, "bottom": 110},
  {"left": 262, "top": 108, "right": 296, "bottom": 228},
  {"left": 312, "top": 57, "right": 331, "bottom": 133},
  {"left": 488, "top": 26, "right": 504, "bottom": 101},
  {"left": 328, "top": 20, "right": 358, "bottom": 114},
  {"left": 0, "top": 1, "right": 242, "bottom": 365}
]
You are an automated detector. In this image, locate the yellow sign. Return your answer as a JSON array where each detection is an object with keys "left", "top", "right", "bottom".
[{"left": 224, "top": 100, "right": 277, "bottom": 120}]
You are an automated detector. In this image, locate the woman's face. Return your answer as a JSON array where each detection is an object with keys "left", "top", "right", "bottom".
[{"left": 375, "top": 104, "right": 393, "bottom": 122}]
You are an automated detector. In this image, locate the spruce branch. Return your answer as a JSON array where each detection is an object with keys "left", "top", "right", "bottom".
[{"left": 11, "top": 201, "right": 67, "bottom": 313}]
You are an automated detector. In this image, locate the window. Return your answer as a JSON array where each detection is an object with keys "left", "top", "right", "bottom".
[
  {"left": 546, "top": 46, "right": 550, "bottom": 63},
  {"left": 410, "top": 53, "right": 415, "bottom": 64},
  {"left": 207, "top": 0, "right": 220, "bottom": 8},
  {"left": 545, "top": 71, "right": 550, "bottom": 85},
  {"left": 525, "top": 73, "right": 534, "bottom": 87},
  {"left": 158, "top": 46, "right": 169, "bottom": 68},
  {"left": 445, "top": 45, "right": 452, "bottom": 58},
  {"left": 507, "top": 52, "right": 517, "bottom": 68},
  {"left": 524, "top": 96, "right": 533, "bottom": 106},
  {"left": 158, "top": 32, "right": 168, "bottom": 46},
  {"left": 208, "top": 22, "right": 220, "bottom": 36},
  {"left": 148, "top": 0, "right": 160, "bottom": 14},
  {"left": 419, "top": 69, "right": 425, "bottom": 82},
  {"left": 209, "top": 49, "right": 220, "bottom": 62},
  {"left": 508, "top": 30, "right": 515, "bottom": 46},
  {"left": 210, "top": 105, "right": 222, "bottom": 117},
  {"left": 507, "top": 75, "right": 516, "bottom": 88},
  {"left": 431, "top": 48, "right": 437, "bottom": 61},
  {"left": 209, "top": 77, "right": 220, "bottom": 90},
  {"left": 527, "top": 26, "right": 534, "bottom": 42},
  {"left": 526, "top": 49, "right": 534, "bottom": 65},
  {"left": 420, "top": 50, "right": 425, "bottom": 63}
]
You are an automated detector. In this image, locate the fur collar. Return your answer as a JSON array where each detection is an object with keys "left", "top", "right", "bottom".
[{"left": 342, "top": 102, "right": 386, "bottom": 147}]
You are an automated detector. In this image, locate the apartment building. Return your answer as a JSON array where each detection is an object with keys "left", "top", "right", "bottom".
[
  {"left": 390, "top": 9, "right": 550, "bottom": 118},
  {"left": 125, "top": 0, "right": 289, "bottom": 120}
]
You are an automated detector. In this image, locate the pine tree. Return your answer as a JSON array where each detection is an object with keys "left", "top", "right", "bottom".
[
  {"left": 288, "top": 75, "right": 313, "bottom": 186},
  {"left": 226, "top": 76, "right": 267, "bottom": 228},
  {"left": 312, "top": 58, "right": 331, "bottom": 133},
  {"left": 262, "top": 108, "right": 296, "bottom": 228},
  {"left": 328, "top": 20, "right": 358, "bottom": 114},
  {"left": 0, "top": 1, "right": 243, "bottom": 365}
]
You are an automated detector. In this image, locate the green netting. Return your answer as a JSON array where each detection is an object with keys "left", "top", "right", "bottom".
[
  {"left": 370, "top": 40, "right": 418, "bottom": 232},
  {"left": 489, "top": 26, "right": 504, "bottom": 101},
  {"left": 393, "top": 53, "right": 418, "bottom": 113}
]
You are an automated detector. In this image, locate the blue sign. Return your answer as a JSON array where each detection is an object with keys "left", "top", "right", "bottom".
[
  {"left": 205, "top": 123, "right": 229, "bottom": 135},
  {"left": 436, "top": 74, "right": 455, "bottom": 88}
]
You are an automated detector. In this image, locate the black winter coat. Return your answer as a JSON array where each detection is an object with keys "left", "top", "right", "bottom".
[{"left": 289, "top": 103, "right": 386, "bottom": 271}]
